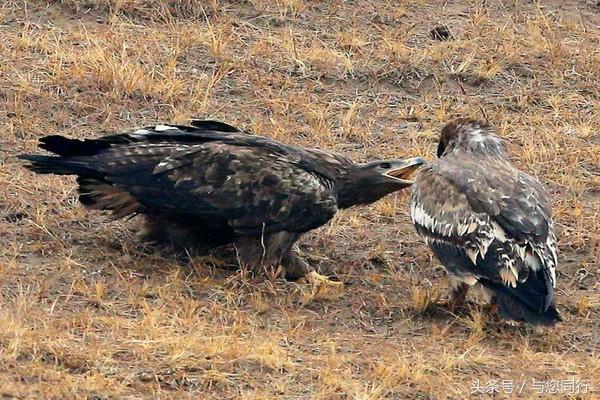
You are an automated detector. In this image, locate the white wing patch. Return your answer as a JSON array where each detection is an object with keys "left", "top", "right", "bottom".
[
  {"left": 499, "top": 266, "right": 518, "bottom": 288},
  {"left": 154, "top": 124, "right": 178, "bottom": 131},
  {"left": 491, "top": 221, "right": 508, "bottom": 242},
  {"left": 547, "top": 230, "right": 558, "bottom": 286},
  {"left": 465, "top": 129, "right": 503, "bottom": 148},
  {"left": 411, "top": 202, "right": 481, "bottom": 238},
  {"left": 130, "top": 125, "right": 177, "bottom": 137},
  {"left": 537, "top": 226, "right": 558, "bottom": 287},
  {"left": 120, "top": 143, "right": 189, "bottom": 157},
  {"left": 412, "top": 195, "right": 557, "bottom": 290}
]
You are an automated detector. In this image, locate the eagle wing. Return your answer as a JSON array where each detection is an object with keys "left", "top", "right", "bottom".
[
  {"left": 115, "top": 141, "right": 338, "bottom": 235},
  {"left": 24, "top": 122, "right": 339, "bottom": 235},
  {"left": 411, "top": 157, "right": 557, "bottom": 309}
]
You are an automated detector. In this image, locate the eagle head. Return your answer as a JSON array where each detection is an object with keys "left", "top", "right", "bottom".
[
  {"left": 337, "top": 157, "right": 426, "bottom": 208},
  {"left": 437, "top": 118, "right": 505, "bottom": 158},
  {"left": 364, "top": 157, "right": 427, "bottom": 186}
]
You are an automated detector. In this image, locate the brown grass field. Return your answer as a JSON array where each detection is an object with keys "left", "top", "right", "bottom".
[{"left": 1, "top": 1, "right": 599, "bottom": 399}]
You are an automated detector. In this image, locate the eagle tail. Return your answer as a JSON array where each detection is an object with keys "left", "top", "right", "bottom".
[
  {"left": 18, "top": 154, "right": 102, "bottom": 178},
  {"left": 479, "top": 270, "right": 561, "bottom": 326},
  {"left": 38, "top": 135, "right": 111, "bottom": 157},
  {"left": 18, "top": 133, "right": 112, "bottom": 176},
  {"left": 19, "top": 150, "right": 141, "bottom": 219}
]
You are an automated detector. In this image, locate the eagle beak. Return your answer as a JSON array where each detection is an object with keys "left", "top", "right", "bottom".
[{"left": 385, "top": 157, "right": 426, "bottom": 184}]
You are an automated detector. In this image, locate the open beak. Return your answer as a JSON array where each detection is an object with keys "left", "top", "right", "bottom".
[{"left": 384, "top": 157, "right": 427, "bottom": 184}]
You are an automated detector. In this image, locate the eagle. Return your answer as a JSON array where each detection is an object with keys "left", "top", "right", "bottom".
[
  {"left": 20, "top": 120, "right": 424, "bottom": 289},
  {"left": 411, "top": 118, "right": 560, "bottom": 326}
]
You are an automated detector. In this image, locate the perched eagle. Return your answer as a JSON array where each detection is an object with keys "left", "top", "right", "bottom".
[
  {"left": 411, "top": 119, "right": 560, "bottom": 326},
  {"left": 20, "top": 120, "right": 424, "bottom": 287}
]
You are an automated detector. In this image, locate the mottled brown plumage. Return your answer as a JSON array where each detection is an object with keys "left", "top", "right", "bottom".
[
  {"left": 20, "top": 120, "right": 424, "bottom": 283},
  {"left": 411, "top": 119, "right": 560, "bottom": 326}
]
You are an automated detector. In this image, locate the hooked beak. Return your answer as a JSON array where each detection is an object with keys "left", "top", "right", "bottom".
[{"left": 384, "top": 157, "right": 427, "bottom": 184}]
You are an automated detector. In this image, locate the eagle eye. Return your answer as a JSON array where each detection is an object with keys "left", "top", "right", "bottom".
[{"left": 379, "top": 162, "right": 392, "bottom": 169}]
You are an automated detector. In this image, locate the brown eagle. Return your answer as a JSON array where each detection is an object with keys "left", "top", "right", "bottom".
[
  {"left": 20, "top": 120, "right": 424, "bottom": 288},
  {"left": 411, "top": 119, "right": 560, "bottom": 326}
]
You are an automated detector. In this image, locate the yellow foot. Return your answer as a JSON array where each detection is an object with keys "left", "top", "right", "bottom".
[{"left": 300, "top": 271, "right": 344, "bottom": 303}]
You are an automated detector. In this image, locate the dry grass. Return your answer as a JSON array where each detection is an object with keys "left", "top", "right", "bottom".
[{"left": 1, "top": 0, "right": 599, "bottom": 399}]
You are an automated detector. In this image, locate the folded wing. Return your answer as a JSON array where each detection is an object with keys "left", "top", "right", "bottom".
[
  {"left": 20, "top": 122, "right": 339, "bottom": 235},
  {"left": 411, "top": 158, "right": 559, "bottom": 324}
]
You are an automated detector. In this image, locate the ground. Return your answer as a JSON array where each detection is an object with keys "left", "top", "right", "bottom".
[{"left": 1, "top": 1, "right": 599, "bottom": 399}]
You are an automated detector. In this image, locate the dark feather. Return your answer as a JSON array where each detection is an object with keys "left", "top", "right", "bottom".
[
  {"left": 18, "top": 154, "right": 104, "bottom": 178},
  {"left": 39, "top": 135, "right": 111, "bottom": 157},
  {"left": 478, "top": 275, "right": 561, "bottom": 326},
  {"left": 20, "top": 120, "right": 420, "bottom": 279},
  {"left": 19, "top": 123, "right": 344, "bottom": 235},
  {"left": 189, "top": 120, "right": 241, "bottom": 132},
  {"left": 412, "top": 119, "right": 559, "bottom": 326}
]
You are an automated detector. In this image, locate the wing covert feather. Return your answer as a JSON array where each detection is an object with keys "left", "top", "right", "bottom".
[
  {"left": 411, "top": 159, "right": 557, "bottom": 288},
  {"left": 109, "top": 142, "right": 338, "bottom": 235}
]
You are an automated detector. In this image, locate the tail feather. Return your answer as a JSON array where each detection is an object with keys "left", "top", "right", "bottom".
[
  {"left": 78, "top": 178, "right": 142, "bottom": 218},
  {"left": 19, "top": 133, "right": 111, "bottom": 176},
  {"left": 38, "top": 135, "right": 111, "bottom": 157},
  {"left": 19, "top": 134, "right": 144, "bottom": 220},
  {"left": 19, "top": 154, "right": 141, "bottom": 219},
  {"left": 479, "top": 272, "right": 561, "bottom": 326},
  {"left": 18, "top": 155, "right": 102, "bottom": 178}
]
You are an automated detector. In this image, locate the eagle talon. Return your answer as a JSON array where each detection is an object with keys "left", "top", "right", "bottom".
[
  {"left": 441, "top": 299, "right": 467, "bottom": 314},
  {"left": 482, "top": 302, "right": 500, "bottom": 319},
  {"left": 300, "top": 271, "right": 344, "bottom": 303},
  {"left": 437, "top": 299, "right": 476, "bottom": 317}
]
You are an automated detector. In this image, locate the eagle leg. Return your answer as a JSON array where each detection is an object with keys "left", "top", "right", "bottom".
[
  {"left": 445, "top": 275, "right": 470, "bottom": 312},
  {"left": 234, "top": 232, "right": 301, "bottom": 280},
  {"left": 283, "top": 247, "right": 344, "bottom": 300},
  {"left": 233, "top": 234, "right": 343, "bottom": 298},
  {"left": 281, "top": 245, "right": 310, "bottom": 280}
]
